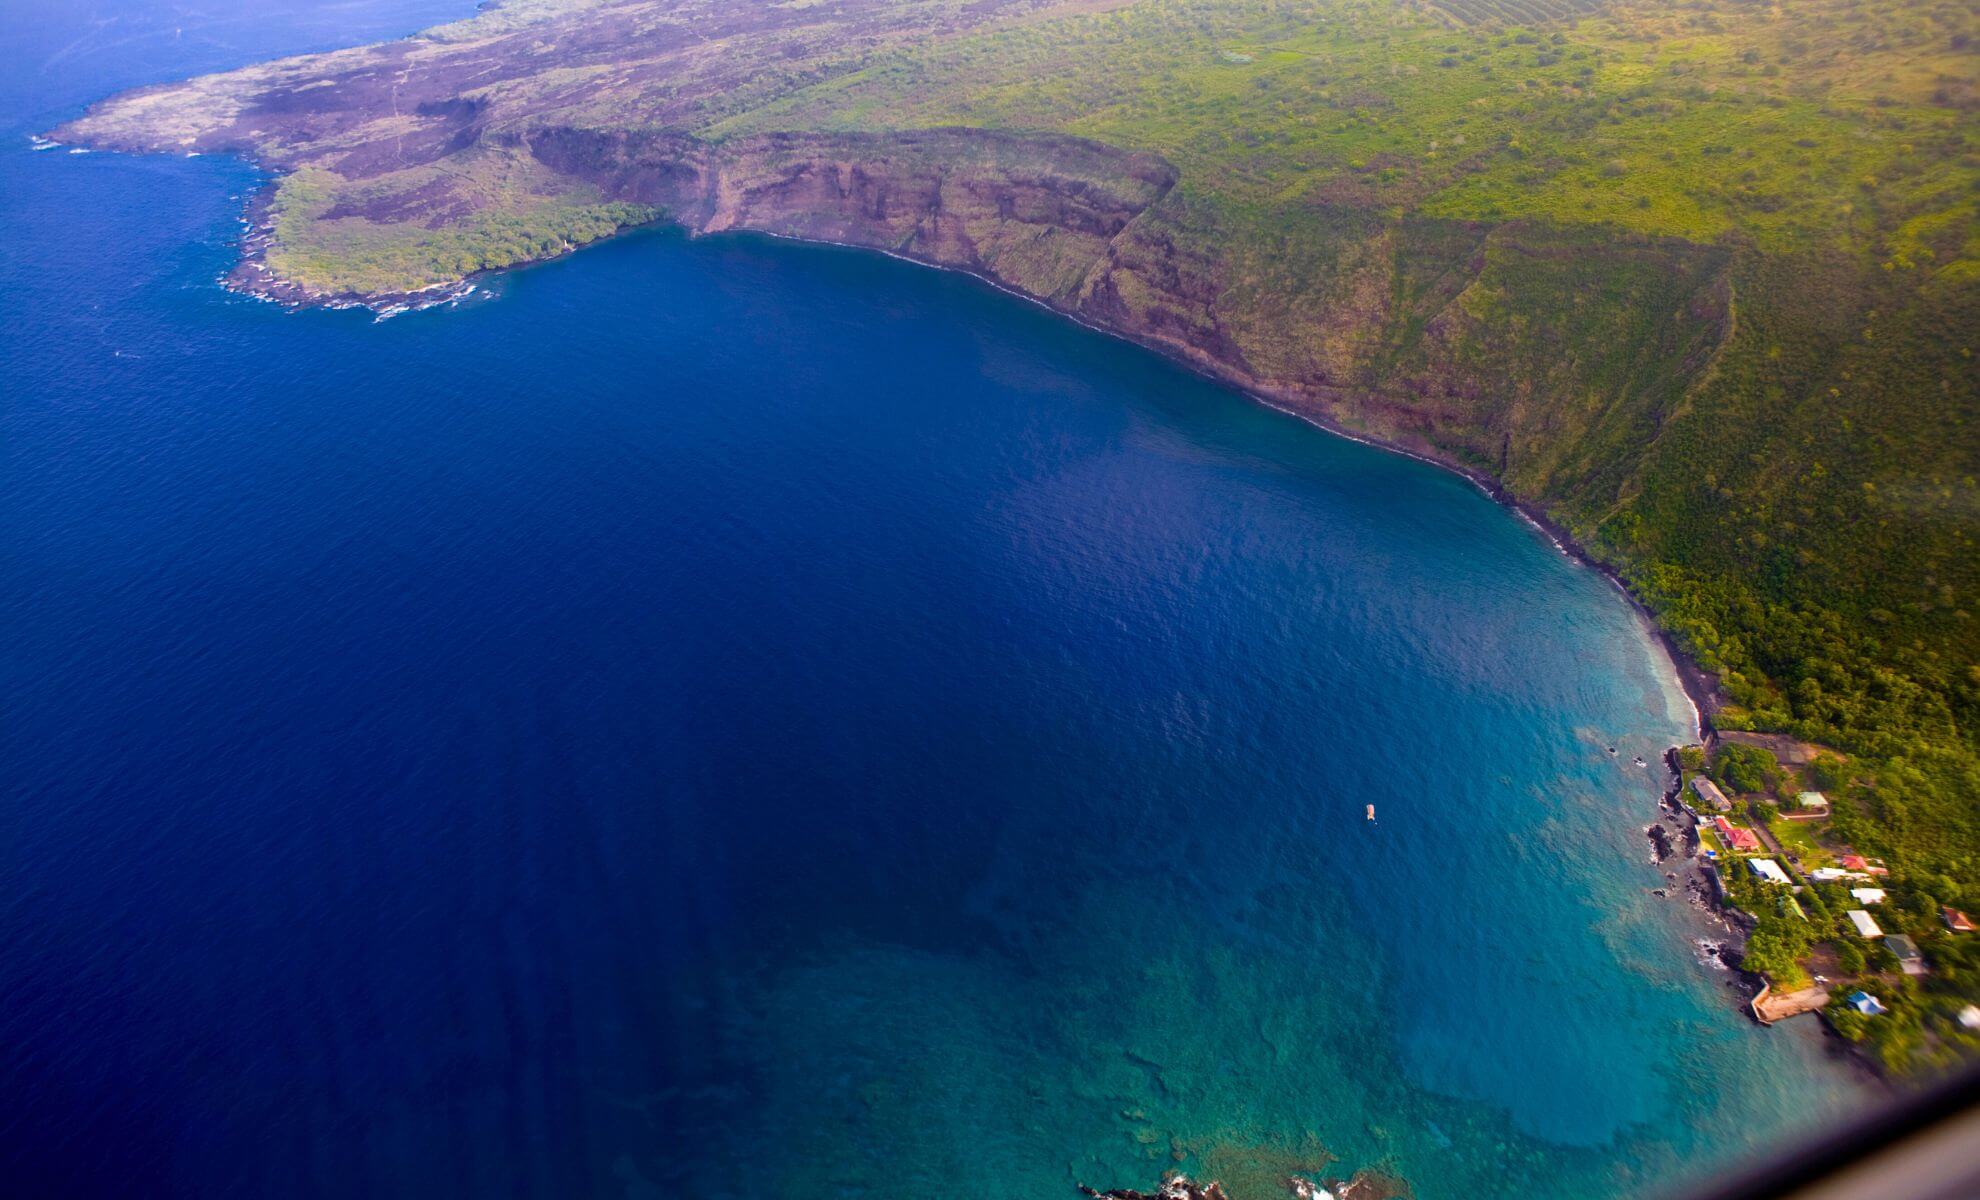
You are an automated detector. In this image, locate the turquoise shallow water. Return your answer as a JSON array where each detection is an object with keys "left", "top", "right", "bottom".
[{"left": 1, "top": 3, "right": 1858, "bottom": 1198}]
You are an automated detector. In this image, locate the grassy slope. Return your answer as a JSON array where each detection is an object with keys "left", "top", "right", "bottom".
[{"left": 268, "top": 163, "right": 657, "bottom": 295}]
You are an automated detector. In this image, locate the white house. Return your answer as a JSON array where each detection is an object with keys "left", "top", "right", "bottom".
[
  {"left": 1846, "top": 909, "right": 1883, "bottom": 938},
  {"left": 1850, "top": 887, "right": 1887, "bottom": 905},
  {"left": 1748, "top": 858, "right": 1791, "bottom": 885}
]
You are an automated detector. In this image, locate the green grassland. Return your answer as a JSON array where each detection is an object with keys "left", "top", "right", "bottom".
[
  {"left": 269, "top": 160, "right": 656, "bottom": 295},
  {"left": 1767, "top": 816, "right": 1830, "bottom": 861},
  {"left": 712, "top": 0, "right": 1973, "bottom": 256}
]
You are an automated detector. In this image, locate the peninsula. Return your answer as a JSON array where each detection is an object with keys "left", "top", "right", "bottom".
[{"left": 51, "top": 0, "right": 1980, "bottom": 1073}]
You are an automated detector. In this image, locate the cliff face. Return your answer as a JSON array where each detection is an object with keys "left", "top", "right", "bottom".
[
  {"left": 54, "top": 0, "right": 1976, "bottom": 693},
  {"left": 513, "top": 120, "right": 1731, "bottom": 503},
  {"left": 46, "top": 0, "right": 1743, "bottom": 509},
  {"left": 524, "top": 125, "right": 1181, "bottom": 307}
]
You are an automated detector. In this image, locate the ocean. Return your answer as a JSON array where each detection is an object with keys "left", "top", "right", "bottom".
[{"left": 0, "top": 3, "right": 1858, "bottom": 1197}]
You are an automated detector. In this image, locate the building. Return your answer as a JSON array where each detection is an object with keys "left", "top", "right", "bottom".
[
  {"left": 1748, "top": 858, "right": 1791, "bottom": 885},
  {"left": 1713, "top": 816, "right": 1761, "bottom": 852},
  {"left": 1944, "top": 907, "right": 1975, "bottom": 934},
  {"left": 1784, "top": 790, "right": 1830, "bottom": 821},
  {"left": 1884, "top": 934, "right": 1927, "bottom": 976},
  {"left": 1850, "top": 887, "right": 1887, "bottom": 905},
  {"left": 1959, "top": 1006, "right": 1980, "bottom": 1031},
  {"left": 1846, "top": 909, "right": 1883, "bottom": 938},
  {"left": 1847, "top": 991, "right": 1887, "bottom": 1016},
  {"left": 1841, "top": 854, "right": 1889, "bottom": 876},
  {"left": 1690, "top": 775, "right": 1732, "bottom": 812},
  {"left": 1811, "top": 867, "right": 1871, "bottom": 883}
]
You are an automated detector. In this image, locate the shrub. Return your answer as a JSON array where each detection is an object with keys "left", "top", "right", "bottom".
[{"left": 1809, "top": 753, "right": 1848, "bottom": 790}]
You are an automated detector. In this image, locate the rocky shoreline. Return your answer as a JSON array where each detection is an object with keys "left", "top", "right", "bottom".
[
  {"left": 1643, "top": 755, "right": 1900, "bottom": 1093},
  {"left": 1080, "top": 1168, "right": 1410, "bottom": 1200},
  {"left": 218, "top": 186, "right": 483, "bottom": 315},
  {"left": 1641, "top": 748, "right": 1769, "bottom": 1010}
]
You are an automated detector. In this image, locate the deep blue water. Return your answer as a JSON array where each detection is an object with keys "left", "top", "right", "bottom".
[{"left": 1, "top": 4, "right": 1858, "bottom": 1198}]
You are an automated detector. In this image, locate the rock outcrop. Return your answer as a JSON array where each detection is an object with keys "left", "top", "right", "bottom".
[
  {"left": 524, "top": 125, "right": 1180, "bottom": 309},
  {"left": 1080, "top": 1170, "right": 1410, "bottom": 1200},
  {"left": 1752, "top": 982, "right": 1831, "bottom": 1026}
]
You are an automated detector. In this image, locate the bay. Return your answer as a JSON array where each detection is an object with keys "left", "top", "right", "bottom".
[{"left": 0, "top": 4, "right": 1857, "bottom": 1197}]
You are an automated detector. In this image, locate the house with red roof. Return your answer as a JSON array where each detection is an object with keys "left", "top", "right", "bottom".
[{"left": 1713, "top": 816, "right": 1762, "bottom": 852}]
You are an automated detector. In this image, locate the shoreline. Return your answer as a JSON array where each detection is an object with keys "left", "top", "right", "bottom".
[
  {"left": 156, "top": 152, "right": 1749, "bottom": 937},
  {"left": 214, "top": 165, "right": 1735, "bottom": 804},
  {"left": 739, "top": 227, "right": 1727, "bottom": 744},
  {"left": 51, "top": 134, "right": 1725, "bottom": 739}
]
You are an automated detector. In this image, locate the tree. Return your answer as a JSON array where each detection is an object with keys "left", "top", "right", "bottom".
[
  {"left": 1714, "top": 742, "right": 1782, "bottom": 794},
  {"left": 1809, "top": 752, "right": 1848, "bottom": 790}
]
